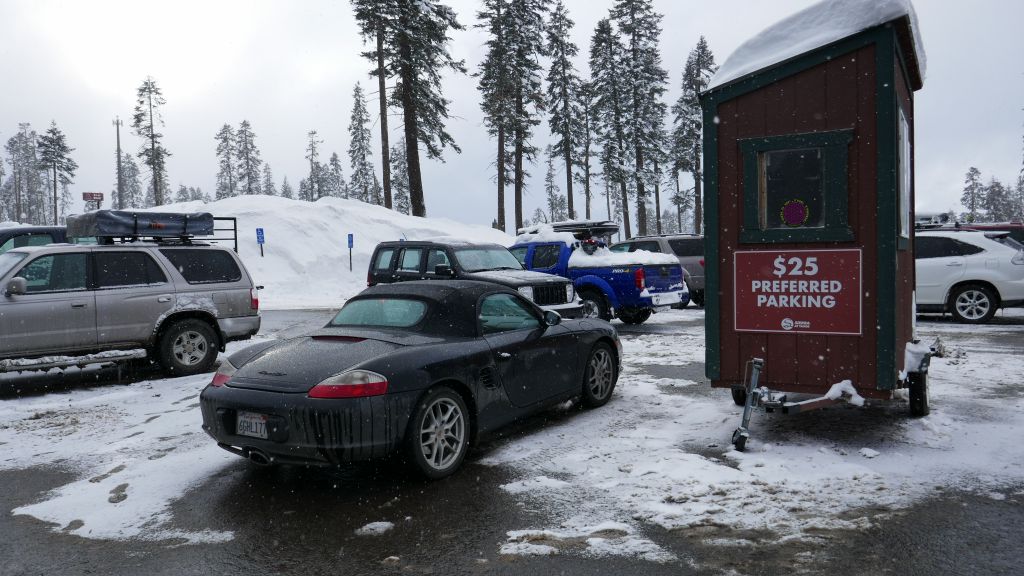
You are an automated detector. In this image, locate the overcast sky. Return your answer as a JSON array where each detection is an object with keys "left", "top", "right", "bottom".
[{"left": 1, "top": 0, "right": 1021, "bottom": 227}]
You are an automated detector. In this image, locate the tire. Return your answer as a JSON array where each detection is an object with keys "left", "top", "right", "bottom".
[
  {"left": 580, "top": 289, "right": 611, "bottom": 321},
  {"left": 157, "top": 319, "right": 219, "bottom": 376},
  {"left": 407, "top": 387, "right": 470, "bottom": 479},
  {"left": 949, "top": 284, "right": 997, "bottom": 324},
  {"left": 908, "top": 372, "right": 930, "bottom": 417},
  {"left": 691, "top": 290, "right": 705, "bottom": 308},
  {"left": 618, "top": 308, "right": 652, "bottom": 325},
  {"left": 731, "top": 387, "right": 747, "bottom": 406},
  {"left": 581, "top": 343, "right": 618, "bottom": 408}
]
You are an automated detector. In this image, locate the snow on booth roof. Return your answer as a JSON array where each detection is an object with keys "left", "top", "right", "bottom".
[{"left": 707, "top": 0, "right": 925, "bottom": 91}]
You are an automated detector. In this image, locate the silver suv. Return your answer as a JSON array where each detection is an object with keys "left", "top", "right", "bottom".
[
  {"left": 610, "top": 234, "right": 705, "bottom": 306},
  {"left": 0, "top": 242, "right": 261, "bottom": 375}
]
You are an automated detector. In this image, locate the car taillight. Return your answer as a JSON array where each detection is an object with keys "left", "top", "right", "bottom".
[
  {"left": 1012, "top": 251, "right": 1024, "bottom": 265},
  {"left": 249, "top": 287, "right": 259, "bottom": 310},
  {"left": 634, "top": 268, "right": 645, "bottom": 290},
  {"left": 210, "top": 359, "right": 237, "bottom": 387},
  {"left": 308, "top": 370, "right": 388, "bottom": 399}
]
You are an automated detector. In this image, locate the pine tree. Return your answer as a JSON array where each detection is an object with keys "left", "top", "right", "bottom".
[
  {"left": 305, "top": 130, "right": 323, "bottom": 200},
  {"left": 544, "top": 151, "right": 562, "bottom": 222},
  {"left": 327, "top": 152, "right": 348, "bottom": 198},
  {"left": 371, "top": 173, "right": 384, "bottom": 205},
  {"left": 546, "top": 0, "right": 583, "bottom": 220},
  {"left": 348, "top": 83, "right": 376, "bottom": 203},
  {"left": 671, "top": 36, "right": 716, "bottom": 234},
  {"left": 36, "top": 121, "right": 78, "bottom": 225},
  {"left": 611, "top": 0, "right": 669, "bottom": 236},
  {"left": 476, "top": 0, "right": 515, "bottom": 231},
  {"left": 574, "top": 81, "right": 598, "bottom": 219},
  {"left": 983, "top": 178, "right": 1013, "bottom": 221},
  {"left": 214, "top": 124, "right": 237, "bottom": 199},
  {"left": 175, "top": 183, "right": 190, "bottom": 203},
  {"left": 391, "top": 138, "right": 412, "bottom": 214},
  {"left": 590, "top": 18, "right": 632, "bottom": 237},
  {"left": 352, "top": 0, "right": 396, "bottom": 208},
  {"left": 131, "top": 77, "right": 171, "bottom": 205},
  {"left": 261, "top": 162, "right": 277, "bottom": 196},
  {"left": 531, "top": 206, "right": 549, "bottom": 224},
  {"left": 280, "top": 176, "right": 294, "bottom": 199},
  {"left": 4, "top": 124, "right": 44, "bottom": 224},
  {"left": 120, "top": 151, "right": 144, "bottom": 209},
  {"left": 961, "top": 167, "right": 983, "bottom": 223},
  {"left": 391, "top": 0, "right": 466, "bottom": 216},
  {"left": 235, "top": 120, "right": 262, "bottom": 195},
  {"left": 507, "top": 0, "right": 548, "bottom": 230}
]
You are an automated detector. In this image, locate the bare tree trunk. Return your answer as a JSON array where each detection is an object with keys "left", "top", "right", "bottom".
[
  {"left": 51, "top": 164, "right": 58, "bottom": 224},
  {"left": 376, "top": 26, "right": 392, "bottom": 209},
  {"left": 148, "top": 92, "right": 161, "bottom": 205},
  {"left": 619, "top": 180, "right": 630, "bottom": 238},
  {"left": 497, "top": 125, "right": 506, "bottom": 231},
  {"left": 635, "top": 146, "right": 646, "bottom": 236},
  {"left": 514, "top": 126, "right": 524, "bottom": 231},
  {"left": 692, "top": 142, "right": 702, "bottom": 234},
  {"left": 398, "top": 35, "right": 426, "bottom": 217},
  {"left": 653, "top": 158, "right": 662, "bottom": 235},
  {"left": 583, "top": 154, "right": 591, "bottom": 219},
  {"left": 561, "top": 87, "right": 574, "bottom": 219}
]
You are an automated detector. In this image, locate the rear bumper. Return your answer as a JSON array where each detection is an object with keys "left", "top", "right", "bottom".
[
  {"left": 218, "top": 315, "right": 261, "bottom": 342},
  {"left": 199, "top": 384, "right": 420, "bottom": 466},
  {"left": 645, "top": 290, "right": 686, "bottom": 307}
]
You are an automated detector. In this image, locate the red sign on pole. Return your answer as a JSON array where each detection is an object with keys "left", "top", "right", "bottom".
[
  {"left": 734, "top": 249, "right": 862, "bottom": 335},
  {"left": 82, "top": 192, "right": 104, "bottom": 201}
]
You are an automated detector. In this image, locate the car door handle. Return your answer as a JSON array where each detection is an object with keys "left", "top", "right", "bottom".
[
  {"left": 157, "top": 296, "right": 172, "bottom": 303},
  {"left": 71, "top": 302, "right": 87, "bottom": 308},
  {"left": 945, "top": 262, "right": 962, "bottom": 267},
  {"left": 496, "top": 352, "right": 512, "bottom": 360}
]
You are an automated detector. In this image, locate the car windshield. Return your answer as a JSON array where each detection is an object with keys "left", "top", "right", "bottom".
[
  {"left": 0, "top": 251, "right": 28, "bottom": 279},
  {"left": 329, "top": 298, "right": 428, "bottom": 328},
  {"left": 453, "top": 247, "right": 523, "bottom": 272}
]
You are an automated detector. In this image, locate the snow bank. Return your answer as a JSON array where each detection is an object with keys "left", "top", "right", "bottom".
[
  {"left": 823, "top": 379, "right": 866, "bottom": 406},
  {"left": 568, "top": 246, "right": 678, "bottom": 268},
  {"left": 708, "top": 0, "right": 925, "bottom": 90},
  {"left": 137, "top": 196, "right": 512, "bottom": 309}
]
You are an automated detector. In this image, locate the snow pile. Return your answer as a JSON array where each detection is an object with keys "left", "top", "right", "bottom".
[
  {"left": 500, "top": 475, "right": 571, "bottom": 494},
  {"left": 355, "top": 521, "right": 395, "bottom": 536},
  {"left": 709, "top": 0, "right": 926, "bottom": 90},
  {"left": 904, "top": 340, "right": 934, "bottom": 373},
  {"left": 0, "top": 221, "right": 22, "bottom": 228},
  {"left": 137, "top": 195, "right": 512, "bottom": 309},
  {"left": 514, "top": 224, "right": 578, "bottom": 247},
  {"left": 823, "top": 379, "right": 866, "bottom": 406},
  {"left": 568, "top": 246, "right": 678, "bottom": 268},
  {"left": 500, "top": 520, "right": 673, "bottom": 562}
]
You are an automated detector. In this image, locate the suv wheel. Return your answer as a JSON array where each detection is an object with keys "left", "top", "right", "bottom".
[
  {"left": 158, "top": 319, "right": 218, "bottom": 376},
  {"left": 949, "top": 284, "right": 997, "bottom": 324}
]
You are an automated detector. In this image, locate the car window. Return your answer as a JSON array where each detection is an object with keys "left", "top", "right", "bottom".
[
  {"left": 94, "top": 252, "right": 168, "bottom": 288},
  {"left": 531, "top": 244, "right": 561, "bottom": 269},
  {"left": 630, "top": 241, "right": 661, "bottom": 253},
  {"left": 425, "top": 249, "right": 451, "bottom": 274},
  {"left": 18, "top": 253, "right": 87, "bottom": 292},
  {"left": 609, "top": 242, "right": 631, "bottom": 253},
  {"left": 0, "top": 251, "right": 28, "bottom": 278},
  {"left": 509, "top": 246, "right": 528, "bottom": 266},
  {"left": 453, "top": 247, "right": 523, "bottom": 272},
  {"left": 159, "top": 249, "right": 242, "bottom": 284},
  {"left": 329, "top": 298, "right": 428, "bottom": 328},
  {"left": 373, "top": 248, "right": 396, "bottom": 271},
  {"left": 0, "top": 233, "right": 55, "bottom": 254},
  {"left": 668, "top": 238, "right": 703, "bottom": 257},
  {"left": 398, "top": 248, "right": 423, "bottom": 272},
  {"left": 479, "top": 293, "right": 541, "bottom": 334},
  {"left": 915, "top": 236, "right": 984, "bottom": 259}
]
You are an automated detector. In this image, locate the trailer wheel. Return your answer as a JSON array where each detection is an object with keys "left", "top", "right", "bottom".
[
  {"left": 908, "top": 372, "right": 929, "bottom": 417},
  {"left": 731, "top": 387, "right": 747, "bottom": 406},
  {"left": 731, "top": 428, "right": 748, "bottom": 452}
]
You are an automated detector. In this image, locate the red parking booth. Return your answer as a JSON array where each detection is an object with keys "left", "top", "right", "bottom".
[{"left": 699, "top": 0, "right": 928, "bottom": 446}]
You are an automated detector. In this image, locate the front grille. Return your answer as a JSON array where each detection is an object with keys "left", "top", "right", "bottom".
[{"left": 533, "top": 284, "right": 568, "bottom": 306}]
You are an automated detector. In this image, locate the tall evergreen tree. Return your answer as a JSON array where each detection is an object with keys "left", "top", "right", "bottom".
[
  {"left": 36, "top": 121, "right": 77, "bottom": 225},
  {"left": 235, "top": 120, "right": 262, "bottom": 195},
  {"left": 671, "top": 36, "right": 716, "bottom": 234},
  {"left": 391, "top": 0, "right": 466, "bottom": 216},
  {"left": 174, "top": 183, "right": 191, "bottom": 203},
  {"left": 391, "top": 138, "right": 412, "bottom": 215},
  {"left": 214, "top": 124, "right": 237, "bottom": 199},
  {"left": 961, "top": 166, "right": 983, "bottom": 223},
  {"left": 131, "top": 77, "right": 171, "bottom": 205},
  {"left": 261, "top": 162, "right": 277, "bottom": 196},
  {"left": 305, "top": 130, "right": 323, "bottom": 200},
  {"left": 280, "top": 175, "right": 294, "bottom": 199},
  {"left": 611, "top": 0, "right": 668, "bottom": 236},
  {"left": 507, "top": 0, "right": 548, "bottom": 230},
  {"left": 544, "top": 150, "right": 567, "bottom": 222},
  {"left": 120, "top": 151, "right": 144, "bottom": 209},
  {"left": 545, "top": 0, "right": 583, "bottom": 220},
  {"left": 4, "top": 124, "right": 44, "bottom": 224},
  {"left": 590, "top": 18, "right": 632, "bottom": 237},
  {"left": 983, "top": 178, "right": 1013, "bottom": 221},
  {"left": 574, "top": 81, "right": 597, "bottom": 219},
  {"left": 327, "top": 152, "right": 348, "bottom": 198},
  {"left": 352, "top": 0, "right": 396, "bottom": 208},
  {"left": 348, "top": 83, "right": 376, "bottom": 203},
  {"left": 476, "top": 0, "right": 515, "bottom": 231}
]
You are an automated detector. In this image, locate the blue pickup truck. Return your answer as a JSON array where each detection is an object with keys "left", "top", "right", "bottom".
[{"left": 511, "top": 221, "right": 687, "bottom": 324}]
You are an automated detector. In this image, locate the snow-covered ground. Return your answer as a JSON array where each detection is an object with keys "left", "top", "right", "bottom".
[{"left": 1, "top": 309, "right": 1023, "bottom": 560}]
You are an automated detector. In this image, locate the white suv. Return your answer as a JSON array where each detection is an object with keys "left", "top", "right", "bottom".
[{"left": 915, "top": 230, "right": 1024, "bottom": 323}]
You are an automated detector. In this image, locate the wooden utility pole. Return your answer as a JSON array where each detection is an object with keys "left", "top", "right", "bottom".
[{"left": 113, "top": 117, "right": 124, "bottom": 209}]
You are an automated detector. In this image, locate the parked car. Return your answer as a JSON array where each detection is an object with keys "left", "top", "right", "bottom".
[
  {"left": 200, "top": 280, "right": 621, "bottom": 478},
  {"left": 511, "top": 221, "right": 687, "bottom": 324},
  {"left": 915, "top": 230, "right": 1024, "bottom": 323},
  {"left": 0, "top": 212, "right": 259, "bottom": 375},
  {"left": 610, "top": 234, "right": 705, "bottom": 306},
  {"left": 368, "top": 240, "right": 584, "bottom": 318}
]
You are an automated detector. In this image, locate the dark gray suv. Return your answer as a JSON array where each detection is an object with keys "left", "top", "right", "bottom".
[{"left": 0, "top": 242, "right": 260, "bottom": 375}]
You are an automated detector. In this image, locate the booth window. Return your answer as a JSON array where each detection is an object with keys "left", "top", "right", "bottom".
[
  {"left": 739, "top": 130, "right": 854, "bottom": 243},
  {"left": 897, "top": 107, "right": 911, "bottom": 248}
]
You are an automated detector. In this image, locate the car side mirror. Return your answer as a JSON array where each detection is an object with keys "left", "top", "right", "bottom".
[
  {"left": 4, "top": 277, "right": 27, "bottom": 297},
  {"left": 543, "top": 310, "right": 562, "bottom": 327},
  {"left": 434, "top": 264, "right": 455, "bottom": 277}
]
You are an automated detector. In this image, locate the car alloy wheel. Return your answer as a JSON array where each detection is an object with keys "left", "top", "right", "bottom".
[
  {"left": 159, "top": 319, "right": 218, "bottom": 376},
  {"left": 951, "top": 285, "right": 996, "bottom": 323},
  {"left": 582, "top": 343, "right": 617, "bottom": 408},
  {"left": 414, "top": 391, "right": 468, "bottom": 477},
  {"left": 173, "top": 330, "right": 209, "bottom": 366}
]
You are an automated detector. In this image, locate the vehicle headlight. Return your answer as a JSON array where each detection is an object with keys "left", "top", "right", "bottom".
[
  {"left": 518, "top": 286, "right": 535, "bottom": 301},
  {"left": 565, "top": 283, "right": 575, "bottom": 302}
]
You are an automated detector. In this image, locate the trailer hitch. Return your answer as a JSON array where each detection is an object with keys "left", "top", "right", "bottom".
[{"left": 732, "top": 358, "right": 766, "bottom": 452}]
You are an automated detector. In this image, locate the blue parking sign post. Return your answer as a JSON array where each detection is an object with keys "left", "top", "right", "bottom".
[
  {"left": 256, "top": 227, "right": 265, "bottom": 257},
  {"left": 347, "top": 233, "right": 354, "bottom": 271}
]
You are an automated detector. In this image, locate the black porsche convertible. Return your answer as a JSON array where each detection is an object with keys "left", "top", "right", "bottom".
[{"left": 200, "top": 280, "right": 621, "bottom": 478}]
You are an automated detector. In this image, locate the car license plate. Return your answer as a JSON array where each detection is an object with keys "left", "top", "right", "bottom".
[{"left": 236, "top": 411, "right": 268, "bottom": 439}]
